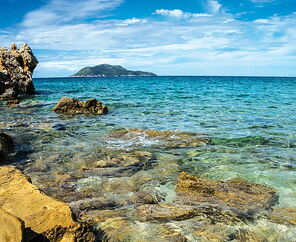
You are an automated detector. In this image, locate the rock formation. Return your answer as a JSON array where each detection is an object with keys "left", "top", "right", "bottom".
[
  {"left": 0, "top": 133, "right": 14, "bottom": 162},
  {"left": 0, "top": 43, "right": 38, "bottom": 99},
  {"left": 0, "top": 166, "right": 95, "bottom": 241},
  {"left": 53, "top": 97, "right": 108, "bottom": 115}
]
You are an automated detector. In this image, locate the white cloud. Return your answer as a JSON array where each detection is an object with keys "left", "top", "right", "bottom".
[
  {"left": 122, "top": 18, "right": 148, "bottom": 25},
  {"left": 154, "top": 9, "right": 211, "bottom": 19},
  {"left": 6, "top": 0, "right": 296, "bottom": 77},
  {"left": 207, "top": 0, "right": 223, "bottom": 15},
  {"left": 22, "top": 0, "right": 123, "bottom": 27}
]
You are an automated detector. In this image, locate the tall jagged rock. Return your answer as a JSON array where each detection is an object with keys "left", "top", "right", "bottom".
[{"left": 0, "top": 43, "right": 38, "bottom": 99}]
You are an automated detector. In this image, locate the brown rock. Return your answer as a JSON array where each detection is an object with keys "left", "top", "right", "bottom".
[
  {"left": 0, "top": 166, "right": 95, "bottom": 241},
  {"left": 267, "top": 207, "right": 296, "bottom": 226},
  {"left": 176, "top": 172, "right": 278, "bottom": 222},
  {"left": 0, "top": 208, "right": 24, "bottom": 242},
  {"left": 95, "top": 150, "right": 152, "bottom": 168},
  {"left": 5, "top": 98, "right": 21, "bottom": 106},
  {"left": 0, "top": 43, "right": 38, "bottom": 99},
  {"left": 98, "top": 217, "right": 136, "bottom": 242},
  {"left": 135, "top": 203, "right": 199, "bottom": 222},
  {"left": 108, "top": 128, "right": 210, "bottom": 148},
  {"left": 79, "top": 209, "right": 124, "bottom": 226},
  {"left": 53, "top": 96, "right": 108, "bottom": 115},
  {"left": 0, "top": 133, "right": 14, "bottom": 161}
]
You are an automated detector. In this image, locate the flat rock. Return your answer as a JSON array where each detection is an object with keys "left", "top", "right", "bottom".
[
  {"left": 0, "top": 208, "right": 24, "bottom": 242},
  {"left": 53, "top": 96, "right": 108, "bottom": 115},
  {"left": 95, "top": 150, "right": 152, "bottom": 168},
  {"left": 176, "top": 172, "right": 278, "bottom": 222},
  {"left": 134, "top": 172, "right": 278, "bottom": 224},
  {"left": 267, "top": 207, "right": 296, "bottom": 226},
  {"left": 0, "top": 166, "right": 95, "bottom": 241},
  {"left": 0, "top": 133, "right": 14, "bottom": 161},
  {"left": 135, "top": 203, "right": 199, "bottom": 222},
  {"left": 79, "top": 209, "right": 125, "bottom": 226},
  {"left": 108, "top": 128, "right": 210, "bottom": 148}
]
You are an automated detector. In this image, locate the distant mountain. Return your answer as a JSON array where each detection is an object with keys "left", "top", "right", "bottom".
[{"left": 71, "top": 64, "right": 157, "bottom": 77}]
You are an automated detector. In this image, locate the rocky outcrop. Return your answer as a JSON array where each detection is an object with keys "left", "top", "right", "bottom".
[
  {"left": 0, "top": 166, "right": 95, "bottom": 241},
  {"left": 0, "top": 43, "right": 38, "bottom": 99},
  {"left": 0, "top": 208, "right": 24, "bottom": 242},
  {"left": 0, "top": 133, "right": 14, "bottom": 162},
  {"left": 108, "top": 128, "right": 210, "bottom": 148},
  {"left": 53, "top": 97, "right": 108, "bottom": 115}
]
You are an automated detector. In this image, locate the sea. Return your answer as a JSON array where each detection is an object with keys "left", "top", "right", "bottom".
[{"left": 1, "top": 76, "right": 296, "bottom": 240}]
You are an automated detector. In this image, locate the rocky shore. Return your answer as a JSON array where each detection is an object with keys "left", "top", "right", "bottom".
[{"left": 1, "top": 43, "right": 296, "bottom": 241}]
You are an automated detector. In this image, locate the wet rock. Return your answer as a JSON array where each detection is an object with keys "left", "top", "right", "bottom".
[
  {"left": 0, "top": 208, "right": 24, "bottom": 242},
  {"left": 98, "top": 217, "right": 188, "bottom": 242},
  {"left": 0, "top": 43, "right": 38, "bottom": 99},
  {"left": 79, "top": 209, "right": 125, "bottom": 226},
  {"left": 53, "top": 96, "right": 108, "bottom": 115},
  {"left": 0, "top": 133, "right": 14, "bottom": 161},
  {"left": 108, "top": 128, "right": 210, "bottom": 148},
  {"left": 134, "top": 172, "right": 277, "bottom": 225},
  {"left": 176, "top": 172, "right": 278, "bottom": 222},
  {"left": 193, "top": 223, "right": 236, "bottom": 242},
  {"left": 81, "top": 149, "right": 154, "bottom": 178},
  {"left": 267, "top": 207, "right": 296, "bottom": 226},
  {"left": 5, "top": 98, "right": 21, "bottom": 106},
  {"left": 135, "top": 203, "right": 199, "bottom": 222},
  {"left": 95, "top": 150, "right": 152, "bottom": 168},
  {"left": 230, "top": 228, "right": 267, "bottom": 242},
  {"left": 70, "top": 197, "right": 118, "bottom": 215},
  {"left": 0, "top": 166, "right": 95, "bottom": 241}
]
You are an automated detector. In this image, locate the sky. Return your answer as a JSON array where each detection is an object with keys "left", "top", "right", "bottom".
[{"left": 1, "top": 0, "right": 295, "bottom": 77}]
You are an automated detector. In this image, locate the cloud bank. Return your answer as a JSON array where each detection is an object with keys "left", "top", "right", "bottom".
[{"left": 2, "top": 0, "right": 295, "bottom": 77}]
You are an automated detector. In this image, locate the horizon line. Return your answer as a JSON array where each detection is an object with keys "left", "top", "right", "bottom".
[{"left": 33, "top": 75, "right": 296, "bottom": 79}]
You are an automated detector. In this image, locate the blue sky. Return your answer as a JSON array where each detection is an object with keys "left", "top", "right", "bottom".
[{"left": 1, "top": 0, "right": 295, "bottom": 77}]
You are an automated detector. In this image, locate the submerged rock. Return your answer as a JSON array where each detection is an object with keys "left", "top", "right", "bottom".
[
  {"left": 53, "top": 96, "right": 108, "bottom": 115},
  {"left": 5, "top": 98, "right": 21, "bottom": 106},
  {"left": 95, "top": 150, "right": 152, "bottom": 168},
  {"left": 0, "top": 43, "right": 38, "bottom": 99},
  {"left": 0, "top": 133, "right": 14, "bottom": 161},
  {"left": 176, "top": 172, "right": 278, "bottom": 222},
  {"left": 134, "top": 172, "right": 277, "bottom": 225},
  {"left": 108, "top": 128, "right": 210, "bottom": 148},
  {"left": 0, "top": 208, "right": 24, "bottom": 242},
  {"left": 0, "top": 166, "right": 95, "bottom": 241},
  {"left": 267, "top": 207, "right": 296, "bottom": 226},
  {"left": 135, "top": 203, "right": 199, "bottom": 222}
]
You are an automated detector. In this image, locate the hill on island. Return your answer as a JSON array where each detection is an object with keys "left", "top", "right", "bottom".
[{"left": 71, "top": 64, "right": 157, "bottom": 77}]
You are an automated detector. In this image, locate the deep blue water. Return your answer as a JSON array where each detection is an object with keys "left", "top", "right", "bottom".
[{"left": 1, "top": 76, "right": 296, "bottom": 239}]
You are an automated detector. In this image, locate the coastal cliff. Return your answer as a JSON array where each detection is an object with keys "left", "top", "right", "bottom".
[
  {"left": 71, "top": 64, "right": 157, "bottom": 77},
  {"left": 0, "top": 43, "right": 38, "bottom": 99}
]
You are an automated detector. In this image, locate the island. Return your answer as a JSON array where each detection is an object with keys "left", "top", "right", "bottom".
[{"left": 71, "top": 64, "right": 157, "bottom": 77}]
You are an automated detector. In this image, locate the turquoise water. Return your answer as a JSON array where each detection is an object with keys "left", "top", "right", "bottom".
[{"left": 1, "top": 76, "right": 296, "bottom": 239}]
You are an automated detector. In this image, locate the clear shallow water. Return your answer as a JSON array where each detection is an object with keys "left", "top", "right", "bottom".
[{"left": 1, "top": 76, "right": 296, "bottom": 240}]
